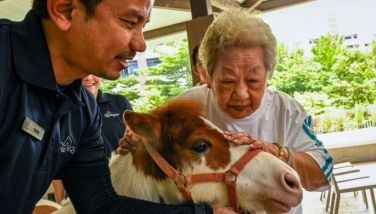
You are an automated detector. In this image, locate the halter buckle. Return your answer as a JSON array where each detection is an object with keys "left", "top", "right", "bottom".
[
  {"left": 174, "top": 173, "right": 187, "bottom": 186},
  {"left": 225, "top": 170, "right": 237, "bottom": 185}
]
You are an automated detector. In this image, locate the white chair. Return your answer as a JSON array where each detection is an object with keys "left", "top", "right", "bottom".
[
  {"left": 330, "top": 176, "right": 376, "bottom": 214},
  {"left": 324, "top": 164, "right": 363, "bottom": 212},
  {"left": 321, "top": 162, "right": 357, "bottom": 202}
]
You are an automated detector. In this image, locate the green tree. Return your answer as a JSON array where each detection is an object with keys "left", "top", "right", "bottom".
[
  {"left": 102, "top": 76, "right": 141, "bottom": 101},
  {"left": 144, "top": 39, "right": 192, "bottom": 100},
  {"left": 270, "top": 44, "right": 323, "bottom": 95},
  {"left": 101, "top": 39, "right": 192, "bottom": 112},
  {"left": 272, "top": 35, "right": 376, "bottom": 111}
]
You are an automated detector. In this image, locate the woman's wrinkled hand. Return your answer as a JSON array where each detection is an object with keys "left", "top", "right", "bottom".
[
  {"left": 223, "top": 131, "right": 278, "bottom": 155},
  {"left": 117, "top": 128, "right": 141, "bottom": 155}
]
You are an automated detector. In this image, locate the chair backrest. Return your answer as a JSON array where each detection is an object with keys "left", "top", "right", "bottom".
[
  {"left": 333, "top": 166, "right": 359, "bottom": 176},
  {"left": 333, "top": 162, "right": 353, "bottom": 169}
]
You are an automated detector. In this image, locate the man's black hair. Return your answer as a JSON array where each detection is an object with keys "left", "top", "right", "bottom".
[
  {"left": 32, "top": 0, "right": 102, "bottom": 18},
  {"left": 191, "top": 43, "right": 200, "bottom": 67}
]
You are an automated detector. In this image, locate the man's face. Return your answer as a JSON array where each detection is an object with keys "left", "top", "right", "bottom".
[
  {"left": 66, "top": 0, "right": 153, "bottom": 80},
  {"left": 193, "top": 62, "right": 208, "bottom": 85},
  {"left": 210, "top": 46, "right": 268, "bottom": 119}
]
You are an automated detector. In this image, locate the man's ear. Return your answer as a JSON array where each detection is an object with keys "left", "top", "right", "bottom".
[{"left": 47, "top": 0, "right": 74, "bottom": 31}]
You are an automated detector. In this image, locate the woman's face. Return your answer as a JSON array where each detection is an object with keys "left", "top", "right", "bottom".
[
  {"left": 83, "top": 75, "right": 101, "bottom": 96},
  {"left": 210, "top": 46, "right": 268, "bottom": 119}
]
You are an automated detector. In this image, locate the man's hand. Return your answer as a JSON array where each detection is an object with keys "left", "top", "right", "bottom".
[
  {"left": 223, "top": 131, "right": 279, "bottom": 156},
  {"left": 117, "top": 128, "right": 141, "bottom": 155}
]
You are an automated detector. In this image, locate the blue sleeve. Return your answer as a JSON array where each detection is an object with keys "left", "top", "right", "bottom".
[
  {"left": 62, "top": 166, "right": 212, "bottom": 213},
  {"left": 0, "top": 23, "right": 10, "bottom": 118}
]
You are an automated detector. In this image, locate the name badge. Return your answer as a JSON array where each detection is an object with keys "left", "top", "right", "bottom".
[{"left": 22, "top": 117, "right": 45, "bottom": 141}]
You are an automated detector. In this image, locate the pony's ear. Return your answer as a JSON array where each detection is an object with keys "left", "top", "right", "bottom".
[{"left": 123, "top": 110, "right": 160, "bottom": 139}]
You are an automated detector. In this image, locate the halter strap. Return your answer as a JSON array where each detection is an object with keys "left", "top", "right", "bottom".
[
  {"left": 143, "top": 142, "right": 193, "bottom": 202},
  {"left": 185, "top": 148, "right": 262, "bottom": 210},
  {"left": 143, "top": 141, "right": 262, "bottom": 211}
]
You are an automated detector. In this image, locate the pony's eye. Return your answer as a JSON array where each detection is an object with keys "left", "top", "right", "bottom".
[{"left": 192, "top": 139, "right": 212, "bottom": 153}]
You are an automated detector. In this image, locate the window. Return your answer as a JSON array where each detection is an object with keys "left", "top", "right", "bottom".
[
  {"left": 121, "top": 60, "right": 138, "bottom": 77},
  {"left": 146, "top": 58, "right": 161, "bottom": 67}
]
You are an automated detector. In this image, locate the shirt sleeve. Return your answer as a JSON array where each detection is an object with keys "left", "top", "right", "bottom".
[
  {"left": 285, "top": 110, "right": 334, "bottom": 190},
  {"left": 59, "top": 103, "right": 109, "bottom": 177},
  {"left": 122, "top": 96, "right": 133, "bottom": 111},
  {"left": 62, "top": 166, "right": 212, "bottom": 214}
]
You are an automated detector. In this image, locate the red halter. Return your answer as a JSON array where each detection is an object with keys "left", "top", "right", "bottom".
[{"left": 143, "top": 142, "right": 262, "bottom": 212}]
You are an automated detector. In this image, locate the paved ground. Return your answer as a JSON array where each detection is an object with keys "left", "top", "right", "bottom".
[{"left": 302, "top": 161, "right": 376, "bottom": 214}]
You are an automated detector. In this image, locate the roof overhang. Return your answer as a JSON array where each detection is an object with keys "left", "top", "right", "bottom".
[{"left": 145, "top": 0, "right": 315, "bottom": 40}]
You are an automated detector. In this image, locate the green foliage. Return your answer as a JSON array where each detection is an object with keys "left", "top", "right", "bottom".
[
  {"left": 311, "top": 35, "right": 347, "bottom": 72},
  {"left": 272, "top": 35, "right": 376, "bottom": 111},
  {"left": 352, "top": 104, "right": 366, "bottom": 127},
  {"left": 271, "top": 44, "right": 324, "bottom": 95},
  {"left": 131, "top": 88, "right": 167, "bottom": 113},
  {"left": 101, "top": 39, "right": 192, "bottom": 112},
  {"left": 101, "top": 76, "right": 141, "bottom": 101},
  {"left": 314, "top": 108, "right": 347, "bottom": 133},
  {"left": 293, "top": 92, "right": 331, "bottom": 115},
  {"left": 366, "top": 104, "right": 376, "bottom": 125},
  {"left": 271, "top": 35, "right": 376, "bottom": 132}
]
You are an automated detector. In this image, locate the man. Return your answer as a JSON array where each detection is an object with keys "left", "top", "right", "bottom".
[
  {"left": 83, "top": 75, "right": 132, "bottom": 155},
  {"left": 0, "top": 0, "right": 224, "bottom": 213},
  {"left": 191, "top": 43, "right": 208, "bottom": 85}
]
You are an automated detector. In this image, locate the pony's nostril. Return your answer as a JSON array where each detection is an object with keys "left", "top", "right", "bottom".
[
  {"left": 283, "top": 173, "right": 300, "bottom": 191},
  {"left": 285, "top": 176, "right": 296, "bottom": 188}
]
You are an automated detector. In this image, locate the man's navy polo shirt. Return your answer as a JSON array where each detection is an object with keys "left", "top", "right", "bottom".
[
  {"left": 0, "top": 11, "right": 108, "bottom": 213},
  {"left": 97, "top": 90, "right": 132, "bottom": 153}
]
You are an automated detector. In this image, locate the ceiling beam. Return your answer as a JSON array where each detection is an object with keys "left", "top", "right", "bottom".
[
  {"left": 154, "top": 0, "right": 314, "bottom": 12},
  {"left": 154, "top": 0, "right": 240, "bottom": 11},
  {"left": 144, "top": 21, "right": 188, "bottom": 40},
  {"left": 147, "top": 0, "right": 315, "bottom": 40},
  {"left": 154, "top": 0, "right": 190, "bottom": 11},
  {"left": 211, "top": 0, "right": 241, "bottom": 11},
  {"left": 242, "top": 0, "right": 314, "bottom": 12}
]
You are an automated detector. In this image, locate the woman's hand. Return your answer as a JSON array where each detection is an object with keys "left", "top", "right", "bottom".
[
  {"left": 223, "top": 131, "right": 279, "bottom": 156},
  {"left": 117, "top": 128, "right": 141, "bottom": 155}
]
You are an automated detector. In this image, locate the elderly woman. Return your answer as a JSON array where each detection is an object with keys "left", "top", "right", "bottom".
[{"left": 178, "top": 9, "right": 333, "bottom": 214}]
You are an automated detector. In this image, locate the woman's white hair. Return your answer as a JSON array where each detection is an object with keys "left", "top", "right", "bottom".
[{"left": 199, "top": 8, "right": 277, "bottom": 79}]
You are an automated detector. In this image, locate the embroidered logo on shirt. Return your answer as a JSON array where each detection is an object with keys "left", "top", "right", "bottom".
[
  {"left": 60, "top": 136, "right": 76, "bottom": 154},
  {"left": 104, "top": 111, "right": 120, "bottom": 118}
]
